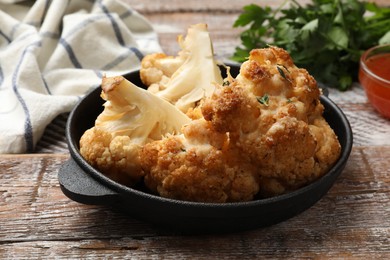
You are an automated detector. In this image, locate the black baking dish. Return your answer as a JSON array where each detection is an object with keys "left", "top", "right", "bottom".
[{"left": 58, "top": 64, "right": 353, "bottom": 234}]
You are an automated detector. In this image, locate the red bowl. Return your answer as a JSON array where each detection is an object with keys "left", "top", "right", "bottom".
[{"left": 359, "top": 44, "right": 390, "bottom": 118}]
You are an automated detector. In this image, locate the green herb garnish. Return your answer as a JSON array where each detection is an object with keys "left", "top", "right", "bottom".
[
  {"left": 277, "top": 65, "right": 288, "bottom": 81},
  {"left": 257, "top": 94, "right": 269, "bottom": 106},
  {"left": 232, "top": 0, "right": 390, "bottom": 90}
]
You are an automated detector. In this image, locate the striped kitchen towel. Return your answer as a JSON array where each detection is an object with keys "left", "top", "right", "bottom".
[{"left": 0, "top": 0, "right": 162, "bottom": 153}]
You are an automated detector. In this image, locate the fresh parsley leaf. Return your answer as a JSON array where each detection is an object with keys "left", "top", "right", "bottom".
[
  {"left": 277, "top": 65, "right": 288, "bottom": 81},
  {"left": 232, "top": 0, "right": 390, "bottom": 90},
  {"left": 257, "top": 94, "right": 269, "bottom": 106}
]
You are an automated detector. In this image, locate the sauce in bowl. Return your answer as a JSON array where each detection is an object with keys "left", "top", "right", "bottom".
[{"left": 359, "top": 45, "right": 390, "bottom": 118}]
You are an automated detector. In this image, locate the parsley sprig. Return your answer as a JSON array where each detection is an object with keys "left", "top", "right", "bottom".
[{"left": 232, "top": 0, "right": 390, "bottom": 90}]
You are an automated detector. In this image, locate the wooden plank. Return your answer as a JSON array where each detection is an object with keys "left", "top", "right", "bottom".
[
  {"left": 144, "top": 12, "right": 241, "bottom": 58},
  {"left": 0, "top": 148, "right": 389, "bottom": 258},
  {"left": 122, "top": 0, "right": 295, "bottom": 13},
  {"left": 122, "top": 0, "right": 388, "bottom": 13},
  {"left": 328, "top": 85, "right": 390, "bottom": 146}
]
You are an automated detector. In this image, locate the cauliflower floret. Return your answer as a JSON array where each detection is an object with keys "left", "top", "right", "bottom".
[
  {"left": 202, "top": 46, "right": 341, "bottom": 197},
  {"left": 140, "top": 119, "right": 259, "bottom": 203},
  {"left": 80, "top": 38, "right": 341, "bottom": 202},
  {"left": 140, "top": 53, "right": 184, "bottom": 90},
  {"left": 80, "top": 76, "right": 190, "bottom": 186},
  {"left": 139, "top": 46, "right": 340, "bottom": 201},
  {"left": 140, "top": 23, "right": 223, "bottom": 113}
]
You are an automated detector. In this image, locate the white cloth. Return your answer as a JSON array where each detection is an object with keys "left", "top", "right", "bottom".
[{"left": 0, "top": 0, "right": 162, "bottom": 153}]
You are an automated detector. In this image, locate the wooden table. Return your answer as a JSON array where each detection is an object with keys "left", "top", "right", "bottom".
[{"left": 1, "top": 1, "right": 389, "bottom": 258}]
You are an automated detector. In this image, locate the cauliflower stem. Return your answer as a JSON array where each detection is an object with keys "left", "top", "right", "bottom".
[
  {"left": 80, "top": 76, "right": 190, "bottom": 186},
  {"left": 140, "top": 23, "right": 223, "bottom": 113}
]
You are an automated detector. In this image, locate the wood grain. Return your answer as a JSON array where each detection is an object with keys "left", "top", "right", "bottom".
[
  {"left": 0, "top": 149, "right": 389, "bottom": 258},
  {"left": 122, "top": 0, "right": 298, "bottom": 13},
  {"left": 123, "top": 0, "right": 389, "bottom": 13}
]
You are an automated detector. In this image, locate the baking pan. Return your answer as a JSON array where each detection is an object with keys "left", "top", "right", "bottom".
[{"left": 58, "top": 65, "right": 353, "bottom": 233}]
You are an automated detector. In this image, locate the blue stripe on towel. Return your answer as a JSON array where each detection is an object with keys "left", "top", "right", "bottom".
[
  {"left": 101, "top": 50, "right": 132, "bottom": 71},
  {"left": 100, "top": 46, "right": 143, "bottom": 71},
  {"left": 129, "top": 46, "right": 144, "bottom": 61},
  {"left": 99, "top": 1, "right": 125, "bottom": 46},
  {"left": 42, "top": 76, "right": 52, "bottom": 95},
  {"left": 98, "top": 2, "right": 144, "bottom": 65},
  {"left": 12, "top": 43, "right": 41, "bottom": 152},
  {"left": 40, "top": 0, "right": 52, "bottom": 26},
  {"left": 97, "top": 1, "right": 144, "bottom": 73},
  {"left": 59, "top": 37, "right": 82, "bottom": 68},
  {"left": 0, "top": 30, "right": 11, "bottom": 43},
  {"left": 119, "top": 9, "right": 133, "bottom": 20},
  {"left": 40, "top": 31, "right": 60, "bottom": 39},
  {"left": 94, "top": 70, "right": 103, "bottom": 78},
  {"left": 0, "top": 65, "right": 3, "bottom": 88}
]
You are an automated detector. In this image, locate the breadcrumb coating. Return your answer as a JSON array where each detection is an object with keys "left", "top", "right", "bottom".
[
  {"left": 80, "top": 128, "right": 144, "bottom": 186},
  {"left": 81, "top": 43, "right": 341, "bottom": 202},
  {"left": 141, "top": 119, "right": 259, "bottom": 202},
  {"left": 140, "top": 46, "right": 341, "bottom": 201}
]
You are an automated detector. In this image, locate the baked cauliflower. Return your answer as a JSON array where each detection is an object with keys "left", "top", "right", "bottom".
[
  {"left": 79, "top": 76, "right": 190, "bottom": 186},
  {"left": 140, "top": 23, "right": 223, "bottom": 114},
  {"left": 140, "top": 46, "right": 341, "bottom": 201},
  {"left": 79, "top": 23, "right": 341, "bottom": 203},
  {"left": 141, "top": 119, "right": 260, "bottom": 203}
]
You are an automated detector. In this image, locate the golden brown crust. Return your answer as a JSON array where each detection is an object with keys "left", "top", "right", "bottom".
[
  {"left": 198, "top": 46, "right": 341, "bottom": 197},
  {"left": 92, "top": 46, "right": 341, "bottom": 202},
  {"left": 141, "top": 136, "right": 259, "bottom": 203},
  {"left": 80, "top": 128, "right": 144, "bottom": 186},
  {"left": 140, "top": 120, "right": 260, "bottom": 203}
]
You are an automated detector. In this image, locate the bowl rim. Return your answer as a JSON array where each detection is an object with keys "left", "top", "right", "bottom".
[
  {"left": 66, "top": 88, "right": 353, "bottom": 209},
  {"left": 360, "top": 44, "right": 390, "bottom": 86}
]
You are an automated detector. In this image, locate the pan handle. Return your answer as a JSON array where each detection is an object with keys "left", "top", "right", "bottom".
[{"left": 58, "top": 158, "right": 120, "bottom": 205}]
